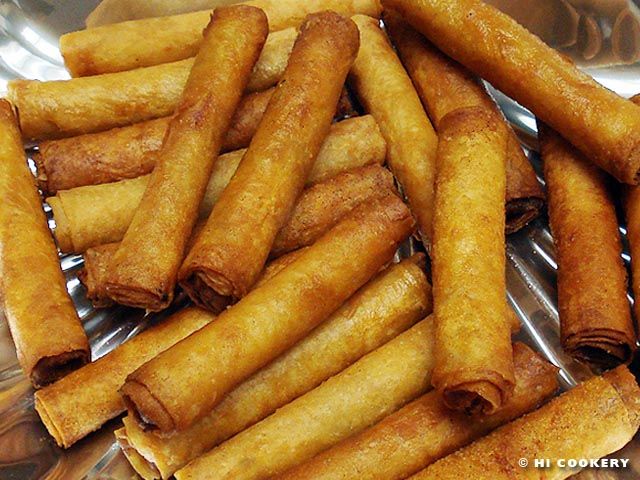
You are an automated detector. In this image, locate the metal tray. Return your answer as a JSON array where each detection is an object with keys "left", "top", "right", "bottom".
[{"left": 1, "top": 1, "right": 640, "bottom": 478}]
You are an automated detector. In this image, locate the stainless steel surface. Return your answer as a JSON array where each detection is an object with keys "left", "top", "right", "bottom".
[{"left": 0, "top": 1, "right": 640, "bottom": 479}]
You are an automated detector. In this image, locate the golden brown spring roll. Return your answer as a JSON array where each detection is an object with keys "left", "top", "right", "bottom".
[
  {"left": 541, "top": 124, "right": 635, "bottom": 368},
  {"left": 105, "top": 7, "right": 268, "bottom": 311},
  {"left": 384, "top": 14, "right": 544, "bottom": 233},
  {"left": 178, "top": 13, "right": 360, "bottom": 302},
  {"left": 349, "top": 14, "right": 438, "bottom": 243},
  {"left": 174, "top": 317, "right": 436, "bottom": 480},
  {"left": 35, "top": 307, "right": 215, "bottom": 448},
  {"left": 0, "top": 100, "right": 89, "bottom": 388},
  {"left": 116, "top": 255, "right": 431, "bottom": 479},
  {"left": 271, "top": 165, "right": 395, "bottom": 256},
  {"left": 86, "top": 0, "right": 240, "bottom": 27},
  {"left": 34, "top": 88, "right": 274, "bottom": 194},
  {"left": 34, "top": 87, "right": 355, "bottom": 195},
  {"left": 78, "top": 222, "right": 210, "bottom": 309},
  {"left": 79, "top": 164, "right": 395, "bottom": 304},
  {"left": 62, "top": 0, "right": 382, "bottom": 77},
  {"left": 277, "top": 343, "right": 558, "bottom": 480},
  {"left": 80, "top": 165, "right": 394, "bottom": 307},
  {"left": 432, "top": 107, "right": 514, "bottom": 415},
  {"left": 410, "top": 366, "right": 640, "bottom": 480},
  {"left": 382, "top": 0, "right": 640, "bottom": 185},
  {"left": 120, "top": 195, "right": 415, "bottom": 432},
  {"left": 78, "top": 243, "right": 119, "bottom": 308},
  {"left": 10, "top": 28, "right": 295, "bottom": 141},
  {"left": 48, "top": 115, "right": 386, "bottom": 254},
  {"left": 625, "top": 94, "right": 640, "bottom": 330}
]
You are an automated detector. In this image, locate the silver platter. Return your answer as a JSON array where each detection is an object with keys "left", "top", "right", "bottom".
[{"left": 1, "top": 1, "right": 640, "bottom": 479}]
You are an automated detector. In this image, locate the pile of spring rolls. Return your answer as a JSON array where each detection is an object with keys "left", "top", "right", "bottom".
[{"left": 2, "top": 0, "right": 640, "bottom": 479}]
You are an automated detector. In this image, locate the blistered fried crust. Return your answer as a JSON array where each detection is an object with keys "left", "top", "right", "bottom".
[
  {"left": 34, "top": 89, "right": 274, "bottom": 194},
  {"left": 384, "top": 13, "right": 543, "bottom": 233},
  {"left": 272, "top": 165, "right": 396, "bottom": 256},
  {"left": 410, "top": 366, "right": 640, "bottom": 479},
  {"left": 9, "top": 28, "right": 295, "bottom": 141},
  {"left": 0, "top": 100, "right": 89, "bottom": 388},
  {"left": 540, "top": 124, "right": 635, "bottom": 368},
  {"left": 117, "top": 256, "right": 430, "bottom": 479},
  {"left": 178, "top": 12, "right": 360, "bottom": 301},
  {"left": 277, "top": 343, "right": 558, "bottom": 480},
  {"left": 173, "top": 318, "right": 435, "bottom": 480},
  {"left": 349, "top": 14, "right": 438, "bottom": 243},
  {"left": 34, "top": 308, "right": 213, "bottom": 448},
  {"left": 382, "top": 0, "right": 640, "bottom": 184},
  {"left": 77, "top": 243, "right": 118, "bottom": 308},
  {"left": 48, "top": 116, "right": 386, "bottom": 254},
  {"left": 431, "top": 107, "right": 514, "bottom": 415},
  {"left": 105, "top": 6, "right": 269, "bottom": 311},
  {"left": 60, "top": 0, "right": 382, "bottom": 77},
  {"left": 34, "top": 85, "right": 357, "bottom": 195},
  {"left": 121, "top": 196, "right": 414, "bottom": 434}
]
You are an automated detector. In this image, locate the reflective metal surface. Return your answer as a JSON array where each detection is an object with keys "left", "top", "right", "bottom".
[{"left": 1, "top": 1, "right": 640, "bottom": 479}]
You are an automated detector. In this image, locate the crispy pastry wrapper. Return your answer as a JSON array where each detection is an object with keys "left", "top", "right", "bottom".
[
  {"left": 48, "top": 115, "right": 386, "bottom": 254},
  {"left": 120, "top": 195, "right": 415, "bottom": 433},
  {"left": 34, "top": 89, "right": 273, "bottom": 194},
  {"left": 382, "top": 0, "right": 640, "bottom": 185},
  {"left": 277, "top": 343, "right": 558, "bottom": 480},
  {"left": 0, "top": 100, "right": 89, "bottom": 388},
  {"left": 410, "top": 366, "right": 640, "bottom": 479},
  {"left": 384, "top": 13, "right": 544, "bottom": 233},
  {"left": 115, "top": 255, "right": 430, "bottom": 479},
  {"left": 624, "top": 94, "right": 640, "bottom": 328},
  {"left": 105, "top": 6, "right": 269, "bottom": 311},
  {"left": 81, "top": 165, "right": 394, "bottom": 308},
  {"left": 431, "top": 107, "right": 515, "bottom": 415},
  {"left": 349, "top": 14, "right": 438, "bottom": 243},
  {"left": 540, "top": 123, "right": 636, "bottom": 368},
  {"left": 9, "top": 28, "right": 295, "bottom": 141},
  {"left": 174, "top": 316, "right": 437, "bottom": 480},
  {"left": 178, "top": 13, "right": 360, "bottom": 301},
  {"left": 35, "top": 307, "right": 215, "bottom": 448},
  {"left": 271, "top": 164, "right": 396, "bottom": 256},
  {"left": 34, "top": 87, "right": 355, "bottom": 195},
  {"left": 61, "top": 0, "right": 382, "bottom": 77}
]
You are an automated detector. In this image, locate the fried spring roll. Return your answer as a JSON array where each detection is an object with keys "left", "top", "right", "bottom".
[
  {"left": 432, "top": 107, "right": 514, "bottom": 414},
  {"left": 34, "top": 89, "right": 274, "bottom": 194},
  {"left": 624, "top": 94, "right": 640, "bottom": 329},
  {"left": 48, "top": 115, "right": 386, "bottom": 254},
  {"left": 78, "top": 243, "right": 119, "bottom": 308},
  {"left": 277, "top": 343, "right": 558, "bottom": 480},
  {"left": 382, "top": 0, "right": 640, "bottom": 185},
  {"left": 120, "top": 195, "right": 415, "bottom": 432},
  {"left": 272, "top": 165, "right": 395, "bottom": 256},
  {"left": 78, "top": 164, "right": 395, "bottom": 303},
  {"left": 384, "top": 14, "right": 544, "bottom": 233},
  {"left": 9, "top": 28, "right": 295, "bottom": 141},
  {"left": 0, "top": 100, "right": 89, "bottom": 388},
  {"left": 178, "top": 13, "right": 360, "bottom": 301},
  {"left": 410, "top": 366, "right": 640, "bottom": 480},
  {"left": 80, "top": 162, "right": 393, "bottom": 308},
  {"left": 105, "top": 7, "right": 269, "bottom": 311},
  {"left": 34, "top": 308, "right": 215, "bottom": 448},
  {"left": 116, "top": 256, "right": 431, "bottom": 479},
  {"left": 349, "top": 14, "right": 438, "bottom": 243},
  {"left": 34, "top": 87, "right": 355, "bottom": 195},
  {"left": 541, "top": 124, "right": 635, "bottom": 368},
  {"left": 174, "top": 317, "right": 437, "bottom": 480},
  {"left": 61, "top": 0, "right": 382, "bottom": 77}
]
